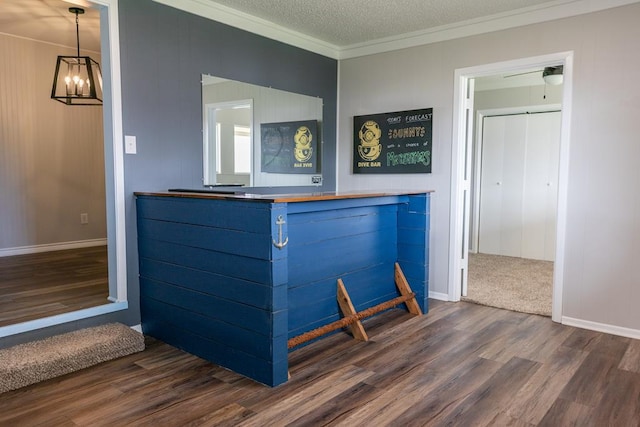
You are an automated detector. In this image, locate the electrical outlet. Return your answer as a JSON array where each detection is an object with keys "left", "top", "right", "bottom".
[{"left": 80, "top": 213, "right": 89, "bottom": 224}]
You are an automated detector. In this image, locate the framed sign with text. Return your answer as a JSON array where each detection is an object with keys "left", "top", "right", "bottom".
[
  {"left": 353, "top": 108, "right": 432, "bottom": 174},
  {"left": 261, "top": 120, "right": 318, "bottom": 174}
]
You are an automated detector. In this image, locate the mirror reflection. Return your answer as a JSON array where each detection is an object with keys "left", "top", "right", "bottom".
[
  {"left": 202, "top": 75, "right": 323, "bottom": 187},
  {"left": 0, "top": 0, "right": 114, "bottom": 331}
]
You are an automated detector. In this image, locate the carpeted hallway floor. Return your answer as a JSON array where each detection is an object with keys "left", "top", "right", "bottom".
[{"left": 463, "top": 253, "right": 553, "bottom": 316}]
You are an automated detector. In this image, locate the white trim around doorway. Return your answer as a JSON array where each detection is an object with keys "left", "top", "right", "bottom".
[{"left": 449, "top": 51, "right": 574, "bottom": 323}]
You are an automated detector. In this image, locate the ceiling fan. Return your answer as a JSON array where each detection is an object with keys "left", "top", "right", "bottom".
[{"left": 505, "top": 65, "right": 564, "bottom": 85}]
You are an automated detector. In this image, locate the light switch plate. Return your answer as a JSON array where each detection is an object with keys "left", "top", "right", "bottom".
[{"left": 125, "top": 135, "right": 137, "bottom": 154}]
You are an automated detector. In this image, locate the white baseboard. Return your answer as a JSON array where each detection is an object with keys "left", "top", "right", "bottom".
[
  {"left": 0, "top": 239, "right": 107, "bottom": 258},
  {"left": 562, "top": 316, "right": 640, "bottom": 340},
  {"left": 429, "top": 291, "right": 450, "bottom": 301},
  {"left": 131, "top": 324, "right": 143, "bottom": 333}
]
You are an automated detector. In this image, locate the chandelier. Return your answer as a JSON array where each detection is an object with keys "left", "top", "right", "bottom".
[{"left": 51, "top": 7, "right": 103, "bottom": 106}]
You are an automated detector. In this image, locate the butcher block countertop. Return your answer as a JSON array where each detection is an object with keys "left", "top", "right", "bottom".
[{"left": 134, "top": 189, "right": 433, "bottom": 203}]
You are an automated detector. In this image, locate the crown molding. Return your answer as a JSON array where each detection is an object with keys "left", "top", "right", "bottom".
[
  {"left": 339, "top": 0, "right": 640, "bottom": 59},
  {"left": 154, "top": 0, "right": 640, "bottom": 60},
  {"left": 152, "top": 0, "right": 341, "bottom": 58}
]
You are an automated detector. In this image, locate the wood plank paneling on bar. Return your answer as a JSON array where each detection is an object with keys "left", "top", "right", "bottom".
[
  {"left": 139, "top": 258, "right": 281, "bottom": 310},
  {"left": 137, "top": 197, "right": 271, "bottom": 233},
  {"left": 138, "top": 238, "right": 277, "bottom": 284},
  {"left": 141, "top": 298, "right": 277, "bottom": 358},
  {"left": 140, "top": 279, "right": 284, "bottom": 335},
  {"left": 138, "top": 219, "right": 272, "bottom": 259},
  {"left": 136, "top": 193, "right": 430, "bottom": 386}
]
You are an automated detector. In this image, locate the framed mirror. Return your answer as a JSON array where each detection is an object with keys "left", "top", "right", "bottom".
[
  {"left": 202, "top": 75, "right": 323, "bottom": 188},
  {"left": 0, "top": 0, "right": 126, "bottom": 338}
]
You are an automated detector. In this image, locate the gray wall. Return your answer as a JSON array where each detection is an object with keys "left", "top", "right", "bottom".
[
  {"left": 338, "top": 3, "right": 640, "bottom": 331},
  {"left": 116, "top": 0, "right": 337, "bottom": 325},
  {"left": 0, "top": 0, "right": 337, "bottom": 347}
]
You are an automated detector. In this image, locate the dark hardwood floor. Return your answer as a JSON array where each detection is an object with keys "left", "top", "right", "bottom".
[
  {"left": 0, "top": 246, "right": 110, "bottom": 327},
  {"left": 1, "top": 300, "right": 640, "bottom": 426}
]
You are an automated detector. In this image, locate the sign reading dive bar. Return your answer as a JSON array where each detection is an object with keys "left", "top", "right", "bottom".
[
  {"left": 353, "top": 108, "right": 432, "bottom": 174},
  {"left": 261, "top": 120, "right": 318, "bottom": 174}
]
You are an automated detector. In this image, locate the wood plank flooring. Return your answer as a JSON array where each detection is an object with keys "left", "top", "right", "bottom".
[
  {"left": 1, "top": 300, "right": 640, "bottom": 426},
  {"left": 0, "top": 246, "right": 110, "bottom": 327}
]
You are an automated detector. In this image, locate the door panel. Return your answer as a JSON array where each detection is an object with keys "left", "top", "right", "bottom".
[
  {"left": 478, "top": 115, "right": 527, "bottom": 257},
  {"left": 522, "top": 112, "right": 561, "bottom": 260},
  {"left": 478, "top": 112, "right": 560, "bottom": 261}
]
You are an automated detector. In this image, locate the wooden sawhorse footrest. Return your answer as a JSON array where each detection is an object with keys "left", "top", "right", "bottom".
[{"left": 288, "top": 263, "right": 422, "bottom": 349}]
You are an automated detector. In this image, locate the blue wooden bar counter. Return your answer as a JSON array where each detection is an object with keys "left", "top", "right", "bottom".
[{"left": 135, "top": 190, "right": 431, "bottom": 386}]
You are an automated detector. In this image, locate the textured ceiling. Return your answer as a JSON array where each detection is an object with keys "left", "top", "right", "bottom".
[
  {"left": 1, "top": 0, "right": 594, "bottom": 54},
  {"left": 0, "top": 0, "right": 632, "bottom": 55},
  {"left": 207, "top": 0, "right": 568, "bottom": 46}
]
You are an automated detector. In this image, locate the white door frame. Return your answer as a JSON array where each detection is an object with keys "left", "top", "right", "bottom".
[{"left": 449, "top": 52, "right": 574, "bottom": 323}]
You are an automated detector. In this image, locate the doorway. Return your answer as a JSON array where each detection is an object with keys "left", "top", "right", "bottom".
[
  {"left": 465, "top": 108, "right": 561, "bottom": 316},
  {"left": 449, "top": 52, "right": 573, "bottom": 323},
  {"left": 203, "top": 99, "right": 253, "bottom": 187}
]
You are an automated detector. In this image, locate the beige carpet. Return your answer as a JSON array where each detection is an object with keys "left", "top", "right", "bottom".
[
  {"left": 0, "top": 323, "right": 145, "bottom": 393},
  {"left": 463, "top": 253, "right": 553, "bottom": 316}
]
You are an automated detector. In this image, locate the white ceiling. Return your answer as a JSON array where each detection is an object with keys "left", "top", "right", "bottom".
[
  {"left": 0, "top": 0, "right": 101, "bottom": 53},
  {"left": 207, "top": 0, "right": 564, "bottom": 47},
  {"left": 156, "top": 0, "right": 640, "bottom": 58},
  {"left": 4, "top": 0, "right": 639, "bottom": 59}
]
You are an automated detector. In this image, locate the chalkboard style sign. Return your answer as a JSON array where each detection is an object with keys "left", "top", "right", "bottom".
[
  {"left": 353, "top": 108, "right": 432, "bottom": 174},
  {"left": 261, "top": 120, "right": 318, "bottom": 174}
]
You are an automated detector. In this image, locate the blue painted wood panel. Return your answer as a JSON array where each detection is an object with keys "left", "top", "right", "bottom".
[
  {"left": 138, "top": 219, "right": 272, "bottom": 259},
  {"left": 137, "top": 195, "right": 288, "bottom": 386},
  {"left": 141, "top": 313, "right": 287, "bottom": 386},
  {"left": 141, "top": 295, "right": 285, "bottom": 360},
  {"left": 140, "top": 277, "right": 286, "bottom": 337},
  {"left": 137, "top": 196, "right": 271, "bottom": 233},
  {"left": 397, "top": 194, "right": 430, "bottom": 312},
  {"left": 138, "top": 238, "right": 284, "bottom": 285},
  {"left": 288, "top": 263, "right": 395, "bottom": 309},
  {"left": 286, "top": 201, "right": 405, "bottom": 340},
  {"left": 136, "top": 192, "right": 430, "bottom": 386},
  {"left": 139, "top": 258, "right": 285, "bottom": 310}
]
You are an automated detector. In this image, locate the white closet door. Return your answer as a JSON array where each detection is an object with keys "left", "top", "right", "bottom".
[
  {"left": 478, "top": 115, "right": 527, "bottom": 257},
  {"left": 478, "top": 112, "right": 560, "bottom": 261},
  {"left": 522, "top": 112, "right": 561, "bottom": 260}
]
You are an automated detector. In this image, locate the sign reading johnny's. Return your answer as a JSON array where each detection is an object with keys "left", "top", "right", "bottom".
[
  {"left": 353, "top": 108, "right": 432, "bottom": 174},
  {"left": 261, "top": 120, "right": 318, "bottom": 174}
]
